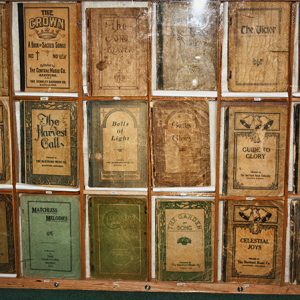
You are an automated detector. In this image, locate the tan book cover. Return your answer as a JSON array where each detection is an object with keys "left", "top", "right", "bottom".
[
  {"left": 20, "top": 3, "right": 78, "bottom": 92},
  {"left": 223, "top": 200, "right": 283, "bottom": 284},
  {"left": 0, "top": 5, "right": 8, "bottom": 96},
  {"left": 87, "top": 8, "right": 148, "bottom": 96},
  {"left": 156, "top": 1, "right": 218, "bottom": 91},
  {"left": 152, "top": 101, "right": 210, "bottom": 187},
  {"left": 224, "top": 104, "right": 287, "bottom": 196},
  {"left": 228, "top": 2, "right": 290, "bottom": 92}
]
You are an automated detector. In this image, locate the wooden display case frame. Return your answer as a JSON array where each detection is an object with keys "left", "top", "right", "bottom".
[{"left": 0, "top": 0, "right": 300, "bottom": 295}]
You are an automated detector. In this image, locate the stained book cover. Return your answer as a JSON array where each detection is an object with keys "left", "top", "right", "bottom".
[
  {"left": 222, "top": 200, "right": 283, "bottom": 284},
  {"left": 0, "top": 5, "right": 8, "bottom": 96},
  {"left": 89, "top": 196, "right": 147, "bottom": 280},
  {"left": 18, "top": 3, "right": 78, "bottom": 92},
  {"left": 21, "top": 101, "right": 78, "bottom": 187},
  {"left": 224, "top": 105, "right": 287, "bottom": 196},
  {"left": 87, "top": 8, "right": 148, "bottom": 96},
  {"left": 156, "top": 199, "right": 214, "bottom": 281},
  {"left": 152, "top": 101, "right": 210, "bottom": 187},
  {"left": 156, "top": 1, "right": 218, "bottom": 91},
  {"left": 20, "top": 194, "right": 80, "bottom": 278},
  {"left": 290, "top": 200, "right": 300, "bottom": 284},
  {"left": 228, "top": 2, "right": 290, "bottom": 92},
  {"left": 0, "top": 195, "right": 15, "bottom": 273},
  {"left": 87, "top": 101, "right": 147, "bottom": 187},
  {"left": 0, "top": 99, "right": 10, "bottom": 184}
]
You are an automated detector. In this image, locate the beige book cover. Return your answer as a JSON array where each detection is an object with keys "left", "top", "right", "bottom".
[
  {"left": 228, "top": 2, "right": 290, "bottom": 92},
  {"left": 20, "top": 3, "right": 78, "bottom": 92},
  {"left": 224, "top": 104, "right": 287, "bottom": 196},
  {"left": 223, "top": 200, "right": 283, "bottom": 284},
  {"left": 87, "top": 8, "right": 148, "bottom": 96}
]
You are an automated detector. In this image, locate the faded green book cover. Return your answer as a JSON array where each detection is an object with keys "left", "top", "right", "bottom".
[
  {"left": 156, "top": 199, "right": 214, "bottom": 281},
  {"left": 89, "top": 196, "right": 147, "bottom": 280},
  {"left": 20, "top": 194, "right": 81, "bottom": 278},
  {"left": 87, "top": 101, "right": 147, "bottom": 187}
]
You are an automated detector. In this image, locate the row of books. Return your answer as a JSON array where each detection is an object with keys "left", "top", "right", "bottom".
[
  {"left": 1, "top": 194, "right": 300, "bottom": 284},
  {"left": 0, "top": 2, "right": 297, "bottom": 95}
]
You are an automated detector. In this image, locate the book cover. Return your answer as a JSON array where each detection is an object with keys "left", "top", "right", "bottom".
[
  {"left": 223, "top": 200, "right": 283, "bottom": 284},
  {"left": 294, "top": 105, "right": 300, "bottom": 194},
  {"left": 87, "top": 8, "right": 148, "bottom": 96},
  {"left": 87, "top": 101, "right": 147, "bottom": 188},
  {"left": 21, "top": 101, "right": 78, "bottom": 187},
  {"left": 0, "top": 194, "right": 15, "bottom": 273},
  {"left": 228, "top": 2, "right": 290, "bottom": 92},
  {"left": 156, "top": 199, "right": 214, "bottom": 281},
  {"left": 19, "top": 3, "right": 78, "bottom": 92},
  {"left": 224, "top": 104, "right": 287, "bottom": 196},
  {"left": 0, "top": 5, "right": 8, "bottom": 96},
  {"left": 156, "top": 1, "right": 218, "bottom": 91},
  {"left": 20, "top": 194, "right": 80, "bottom": 278},
  {"left": 152, "top": 101, "right": 210, "bottom": 187},
  {"left": 89, "top": 196, "right": 147, "bottom": 280}
]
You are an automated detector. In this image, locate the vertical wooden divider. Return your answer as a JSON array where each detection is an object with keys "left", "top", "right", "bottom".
[{"left": 77, "top": 1, "right": 86, "bottom": 280}]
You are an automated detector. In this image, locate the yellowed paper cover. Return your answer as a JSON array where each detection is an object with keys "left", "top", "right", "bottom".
[
  {"left": 228, "top": 2, "right": 290, "bottom": 92},
  {"left": 0, "top": 5, "right": 8, "bottom": 96}
]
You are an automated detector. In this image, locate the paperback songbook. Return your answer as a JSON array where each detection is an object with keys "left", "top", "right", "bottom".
[
  {"left": 89, "top": 196, "right": 147, "bottom": 280},
  {"left": 156, "top": 199, "right": 214, "bottom": 281},
  {"left": 228, "top": 2, "right": 290, "bottom": 92},
  {"left": 156, "top": 1, "right": 218, "bottom": 91},
  {"left": 223, "top": 200, "right": 283, "bottom": 284},
  {"left": 87, "top": 8, "right": 148, "bottom": 96},
  {"left": 21, "top": 101, "right": 78, "bottom": 187},
  {"left": 224, "top": 104, "right": 287, "bottom": 196},
  {"left": 152, "top": 101, "right": 210, "bottom": 187},
  {"left": 18, "top": 3, "right": 78, "bottom": 92},
  {"left": 87, "top": 101, "right": 147, "bottom": 187},
  {"left": 0, "top": 195, "right": 15, "bottom": 273},
  {"left": 0, "top": 5, "right": 8, "bottom": 96},
  {"left": 20, "top": 194, "right": 80, "bottom": 278},
  {"left": 290, "top": 200, "right": 300, "bottom": 284},
  {"left": 0, "top": 99, "right": 10, "bottom": 184}
]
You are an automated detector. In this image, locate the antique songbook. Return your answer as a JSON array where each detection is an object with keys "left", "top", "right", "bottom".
[
  {"left": 223, "top": 200, "right": 283, "bottom": 284},
  {"left": 156, "top": 199, "right": 214, "bottom": 281},
  {"left": 18, "top": 3, "right": 78, "bottom": 92},
  {"left": 290, "top": 200, "right": 300, "bottom": 284},
  {"left": 228, "top": 2, "right": 290, "bottom": 92},
  {"left": 20, "top": 194, "right": 80, "bottom": 278},
  {"left": 224, "top": 104, "right": 287, "bottom": 196},
  {"left": 0, "top": 99, "right": 10, "bottom": 184},
  {"left": 21, "top": 101, "right": 78, "bottom": 187},
  {"left": 0, "top": 5, "right": 8, "bottom": 96},
  {"left": 87, "top": 8, "right": 148, "bottom": 96},
  {"left": 156, "top": 1, "right": 218, "bottom": 91},
  {"left": 0, "top": 195, "right": 15, "bottom": 273},
  {"left": 89, "top": 196, "right": 147, "bottom": 280},
  {"left": 152, "top": 101, "right": 210, "bottom": 187},
  {"left": 87, "top": 101, "right": 147, "bottom": 187}
]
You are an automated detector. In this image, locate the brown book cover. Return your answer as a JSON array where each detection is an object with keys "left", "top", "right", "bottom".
[
  {"left": 87, "top": 8, "right": 148, "bottom": 96},
  {"left": 0, "top": 5, "right": 8, "bottom": 96},
  {"left": 152, "top": 101, "right": 210, "bottom": 187},
  {"left": 223, "top": 200, "right": 283, "bottom": 284},
  {"left": 228, "top": 2, "right": 290, "bottom": 92},
  {"left": 0, "top": 194, "right": 15, "bottom": 273},
  {"left": 156, "top": 1, "right": 218, "bottom": 91},
  {"left": 21, "top": 101, "right": 78, "bottom": 187},
  {"left": 87, "top": 101, "right": 147, "bottom": 187},
  {"left": 224, "top": 104, "right": 287, "bottom": 196},
  {"left": 19, "top": 3, "right": 78, "bottom": 92},
  {"left": 0, "top": 99, "right": 10, "bottom": 184}
]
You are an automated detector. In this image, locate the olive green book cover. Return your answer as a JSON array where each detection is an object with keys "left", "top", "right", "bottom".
[
  {"left": 87, "top": 101, "right": 147, "bottom": 187},
  {"left": 156, "top": 199, "right": 214, "bottom": 281},
  {"left": 20, "top": 194, "right": 80, "bottom": 278},
  {"left": 89, "top": 196, "right": 147, "bottom": 280}
]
